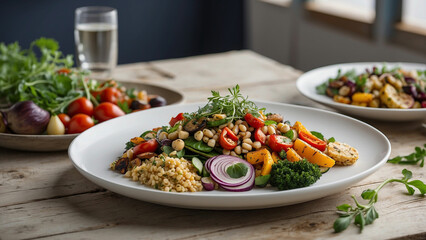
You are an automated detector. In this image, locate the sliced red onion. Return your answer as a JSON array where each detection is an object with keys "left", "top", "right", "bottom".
[
  {"left": 201, "top": 177, "right": 215, "bottom": 191},
  {"left": 205, "top": 155, "right": 255, "bottom": 192}
]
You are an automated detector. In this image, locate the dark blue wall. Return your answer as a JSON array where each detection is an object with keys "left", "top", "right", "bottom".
[{"left": 0, "top": 0, "right": 244, "bottom": 64}]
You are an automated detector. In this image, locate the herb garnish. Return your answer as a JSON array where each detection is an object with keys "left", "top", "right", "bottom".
[
  {"left": 185, "top": 85, "right": 265, "bottom": 121},
  {"left": 226, "top": 162, "right": 249, "bottom": 178},
  {"left": 0, "top": 38, "right": 90, "bottom": 114},
  {"left": 387, "top": 145, "right": 425, "bottom": 167},
  {"left": 334, "top": 169, "right": 426, "bottom": 233}
]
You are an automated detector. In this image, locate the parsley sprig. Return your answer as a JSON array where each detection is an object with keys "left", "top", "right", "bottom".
[
  {"left": 334, "top": 169, "right": 426, "bottom": 233},
  {"left": 185, "top": 85, "right": 264, "bottom": 121},
  {"left": 387, "top": 145, "right": 425, "bottom": 167},
  {"left": 0, "top": 38, "right": 90, "bottom": 114}
]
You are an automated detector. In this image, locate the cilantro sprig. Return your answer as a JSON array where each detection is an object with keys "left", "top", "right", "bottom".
[
  {"left": 387, "top": 145, "right": 425, "bottom": 167},
  {"left": 185, "top": 85, "right": 265, "bottom": 121},
  {"left": 334, "top": 169, "right": 426, "bottom": 233}
]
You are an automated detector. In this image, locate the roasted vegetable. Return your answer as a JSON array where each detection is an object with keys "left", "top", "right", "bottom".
[
  {"left": 293, "top": 139, "right": 335, "bottom": 167},
  {"left": 380, "top": 84, "right": 414, "bottom": 109},
  {"left": 270, "top": 159, "right": 322, "bottom": 190}
]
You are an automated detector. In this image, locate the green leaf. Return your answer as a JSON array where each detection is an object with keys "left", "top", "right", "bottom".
[
  {"left": 264, "top": 120, "right": 277, "bottom": 126},
  {"left": 402, "top": 169, "right": 413, "bottom": 180},
  {"left": 364, "top": 207, "right": 379, "bottom": 225},
  {"left": 117, "top": 101, "right": 132, "bottom": 114},
  {"left": 167, "top": 123, "right": 180, "bottom": 134},
  {"left": 333, "top": 215, "right": 353, "bottom": 233},
  {"left": 125, "top": 141, "right": 136, "bottom": 151},
  {"left": 311, "top": 131, "right": 324, "bottom": 140},
  {"left": 336, "top": 204, "right": 352, "bottom": 212},
  {"left": 162, "top": 146, "right": 174, "bottom": 155},
  {"left": 226, "top": 162, "right": 249, "bottom": 178},
  {"left": 140, "top": 130, "right": 155, "bottom": 138},
  {"left": 387, "top": 156, "right": 402, "bottom": 164},
  {"left": 316, "top": 82, "right": 328, "bottom": 95},
  {"left": 361, "top": 189, "right": 376, "bottom": 200},
  {"left": 184, "top": 137, "right": 213, "bottom": 153},
  {"left": 405, "top": 184, "right": 415, "bottom": 195},
  {"left": 184, "top": 145, "right": 220, "bottom": 159},
  {"left": 354, "top": 212, "right": 366, "bottom": 231},
  {"left": 328, "top": 137, "right": 336, "bottom": 143},
  {"left": 176, "top": 149, "right": 185, "bottom": 158},
  {"left": 284, "top": 130, "right": 294, "bottom": 140},
  {"left": 408, "top": 180, "right": 426, "bottom": 195}
]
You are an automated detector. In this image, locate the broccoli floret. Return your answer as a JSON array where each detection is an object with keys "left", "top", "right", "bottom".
[{"left": 270, "top": 159, "right": 321, "bottom": 190}]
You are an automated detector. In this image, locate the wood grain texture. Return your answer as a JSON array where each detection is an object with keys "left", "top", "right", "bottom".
[{"left": 1, "top": 50, "right": 425, "bottom": 240}]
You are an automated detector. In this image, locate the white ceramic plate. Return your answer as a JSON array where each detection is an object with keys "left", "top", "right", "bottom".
[
  {"left": 69, "top": 101, "right": 391, "bottom": 210},
  {"left": 0, "top": 81, "right": 184, "bottom": 152},
  {"left": 297, "top": 62, "right": 426, "bottom": 121}
]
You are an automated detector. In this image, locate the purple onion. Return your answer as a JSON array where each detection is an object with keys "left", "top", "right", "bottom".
[
  {"left": 201, "top": 177, "right": 215, "bottom": 191},
  {"left": 422, "top": 101, "right": 426, "bottom": 108},
  {"left": 159, "top": 138, "right": 172, "bottom": 146},
  {"left": 6, "top": 101, "right": 50, "bottom": 134},
  {"left": 205, "top": 155, "right": 255, "bottom": 192},
  {"left": 344, "top": 81, "right": 356, "bottom": 96},
  {"left": 402, "top": 85, "right": 418, "bottom": 99},
  {"left": 417, "top": 92, "right": 426, "bottom": 102},
  {"left": 404, "top": 77, "right": 416, "bottom": 84}
]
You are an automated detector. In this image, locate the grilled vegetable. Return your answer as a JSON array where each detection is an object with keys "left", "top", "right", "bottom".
[
  {"left": 286, "top": 148, "right": 302, "bottom": 162},
  {"left": 380, "top": 84, "right": 414, "bottom": 109},
  {"left": 293, "top": 139, "right": 335, "bottom": 167},
  {"left": 326, "top": 142, "right": 359, "bottom": 166}
]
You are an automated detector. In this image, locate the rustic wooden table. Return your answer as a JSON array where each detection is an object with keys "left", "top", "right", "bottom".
[{"left": 1, "top": 50, "right": 425, "bottom": 240}]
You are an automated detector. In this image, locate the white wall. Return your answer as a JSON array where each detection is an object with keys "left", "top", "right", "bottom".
[{"left": 246, "top": 0, "right": 426, "bottom": 71}]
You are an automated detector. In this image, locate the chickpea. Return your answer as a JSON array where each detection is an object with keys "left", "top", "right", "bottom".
[
  {"left": 248, "top": 127, "right": 254, "bottom": 132},
  {"left": 252, "top": 141, "right": 261, "bottom": 149},
  {"left": 242, "top": 143, "right": 252, "bottom": 151},
  {"left": 267, "top": 125, "right": 276, "bottom": 135},
  {"left": 223, "top": 149, "right": 231, "bottom": 155},
  {"left": 261, "top": 126, "right": 268, "bottom": 134},
  {"left": 228, "top": 122, "right": 234, "bottom": 129},
  {"left": 234, "top": 145, "right": 242, "bottom": 155},
  {"left": 172, "top": 139, "right": 184, "bottom": 151},
  {"left": 207, "top": 139, "right": 216, "bottom": 148},
  {"left": 243, "top": 131, "right": 251, "bottom": 139},
  {"left": 235, "top": 120, "right": 243, "bottom": 125},
  {"left": 278, "top": 123, "right": 290, "bottom": 133},
  {"left": 203, "top": 136, "right": 209, "bottom": 143},
  {"left": 178, "top": 130, "right": 189, "bottom": 139},
  {"left": 230, "top": 151, "right": 238, "bottom": 157},
  {"left": 203, "top": 129, "right": 214, "bottom": 138},
  {"left": 194, "top": 131, "right": 203, "bottom": 141},
  {"left": 232, "top": 125, "right": 239, "bottom": 135},
  {"left": 158, "top": 131, "right": 168, "bottom": 141},
  {"left": 212, "top": 134, "right": 219, "bottom": 141},
  {"left": 338, "top": 86, "right": 351, "bottom": 96},
  {"left": 239, "top": 124, "right": 247, "bottom": 132},
  {"left": 243, "top": 138, "right": 253, "bottom": 144},
  {"left": 168, "top": 131, "right": 178, "bottom": 140}
]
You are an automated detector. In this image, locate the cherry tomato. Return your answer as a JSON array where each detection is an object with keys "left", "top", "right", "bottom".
[
  {"left": 100, "top": 87, "right": 123, "bottom": 104},
  {"left": 67, "top": 114, "right": 94, "bottom": 134},
  {"left": 299, "top": 131, "right": 327, "bottom": 151},
  {"left": 93, "top": 102, "right": 125, "bottom": 123},
  {"left": 244, "top": 113, "right": 264, "bottom": 128},
  {"left": 169, "top": 113, "right": 184, "bottom": 127},
  {"left": 219, "top": 127, "right": 238, "bottom": 150},
  {"left": 133, "top": 139, "right": 159, "bottom": 156},
  {"left": 268, "top": 134, "right": 293, "bottom": 152},
  {"left": 57, "top": 68, "right": 71, "bottom": 74},
  {"left": 67, "top": 97, "right": 94, "bottom": 117},
  {"left": 254, "top": 128, "right": 266, "bottom": 145},
  {"left": 57, "top": 113, "right": 71, "bottom": 129}
]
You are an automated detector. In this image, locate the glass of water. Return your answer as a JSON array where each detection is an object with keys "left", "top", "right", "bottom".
[{"left": 74, "top": 6, "right": 118, "bottom": 76}]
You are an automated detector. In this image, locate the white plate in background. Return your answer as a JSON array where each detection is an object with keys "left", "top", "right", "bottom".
[{"left": 297, "top": 62, "right": 426, "bottom": 121}]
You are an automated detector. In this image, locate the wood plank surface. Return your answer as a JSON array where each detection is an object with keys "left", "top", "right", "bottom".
[{"left": 1, "top": 50, "right": 425, "bottom": 240}]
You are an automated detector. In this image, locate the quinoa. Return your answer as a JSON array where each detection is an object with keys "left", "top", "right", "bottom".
[{"left": 124, "top": 155, "right": 203, "bottom": 192}]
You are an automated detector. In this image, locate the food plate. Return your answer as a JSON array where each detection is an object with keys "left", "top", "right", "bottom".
[
  {"left": 296, "top": 62, "right": 426, "bottom": 121},
  {"left": 68, "top": 101, "right": 391, "bottom": 210},
  {"left": 0, "top": 82, "right": 184, "bottom": 152}
]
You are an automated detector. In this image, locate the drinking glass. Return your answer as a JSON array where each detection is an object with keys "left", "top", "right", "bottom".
[{"left": 74, "top": 6, "right": 118, "bottom": 75}]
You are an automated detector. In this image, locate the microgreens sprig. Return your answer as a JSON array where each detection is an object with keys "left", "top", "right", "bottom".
[
  {"left": 387, "top": 145, "right": 426, "bottom": 167},
  {"left": 185, "top": 85, "right": 265, "bottom": 121},
  {"left": 334, "top": 169, "right": 426, "bottom": 233}
]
